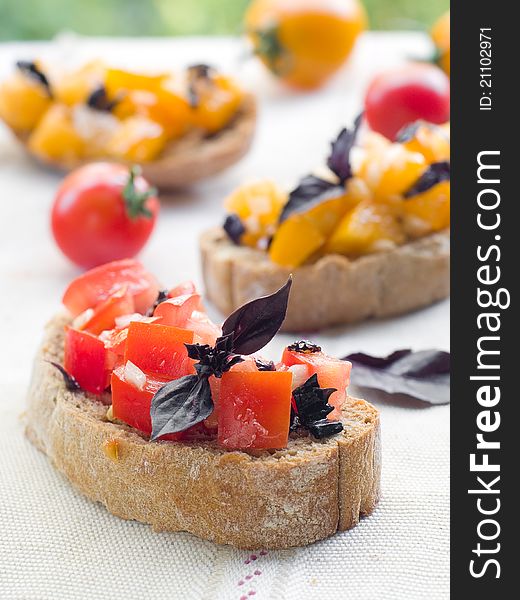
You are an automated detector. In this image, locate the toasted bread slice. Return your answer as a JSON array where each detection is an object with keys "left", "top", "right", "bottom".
[
  {"left": 200, "top": 227, "right": 450, "bottom": 331},
  {"left": 16, "top": 94, "right": 256, "bottom": 189},
  {"left": 25, "top": 314, "right": 381, "bottom": 549}
]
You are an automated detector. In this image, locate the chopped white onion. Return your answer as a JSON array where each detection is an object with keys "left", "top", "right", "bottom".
[
  {"left": 72, "top": 308, "right": 94, "bottom": 330},
  {"left": 288, "top": 364, "right": 309, "bottom": 390},
  {"left": 124, "top": 360, "right": 146, "bottom": 391}
]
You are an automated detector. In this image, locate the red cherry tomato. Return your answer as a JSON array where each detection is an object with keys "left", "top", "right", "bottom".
[
  {"left": 364, "top": 63, "right": 450, "bottom": 140},
  {"left": 62, "top": 258, "right": 159, "bottom": 317},
  {"left": 51, "top": 162, "right": 159, "bottom": 269}
]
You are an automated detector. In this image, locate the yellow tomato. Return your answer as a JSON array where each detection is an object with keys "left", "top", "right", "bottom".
[
  {"left": 431, "top": 11, "right": 450, "bottom": 76},
  {"left": 105, "top": 116, "right": 166, "bottom": 162},
  {"left": 54, "top": 60, "right": 106, "bottom": 105},
  {"left": 402, "top": 180, "right": 450, "bottom": 237},
  {"left": 358, "top": 143, "right": 426, "bottom": 198},
  {"left": 0, "top": 66, "right": 51, "bottom": 133},
  {"left": 400, "top": 122, "right": 450, "bottom": 163},
  {"left": 189, "top": 71, "right": 244, "bottom": 134},
  {"left": 27, "top": 104, "right": 85, "bottom": 164},
  {"left": 269, "top": 191, "right": 356, "bottom": 266},
  {"left": 325, "top": 199, "right": 405, "bottom": 256},
  {"left": 245, "top": 0, "right": 367, "bottom": 90},
  {"left": 225, "top": 180, "right": 287, "bottom": 247}
]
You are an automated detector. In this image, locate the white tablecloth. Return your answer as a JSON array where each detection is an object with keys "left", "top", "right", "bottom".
[{"left": 0, "top": 33, "right": 449, "bottom": 599}]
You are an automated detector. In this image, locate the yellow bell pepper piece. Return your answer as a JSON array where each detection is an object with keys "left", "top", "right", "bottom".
[
  {"left": 325, "top": 200, "right": 405, "bottom": 257},
  {"left": 190, "top": 73, "right": 243, "bottom": 134},
  {"left": 403, "top": 180, "right": 450, "bottom": 237},
  {"left": 225, "top": 180, "right": 287, "bottom": 248},
  {"left": 269, "top": 192, "right": 354, "bottom": 267},
  {"left": 401, "top": 122, "right": 450, "bottom": 164},
  {"left": 105, "top": 116, "right": 166, "bottom": 163},
  {"left": 359, "top": 144, "right": 426, "bottom": 198},
  {"left": 0, "top": 69, "right": 51, "bottom": 133},
  {"left": 54, "top": 60, "right": 106, "bottom": 106},
  {"left": 27, "top": 104, "right": 85, "bottom": 163}
]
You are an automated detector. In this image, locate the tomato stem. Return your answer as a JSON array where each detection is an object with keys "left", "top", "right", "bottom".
[{"left": 123, "top": 166, "right": 156, "bottom": 220}]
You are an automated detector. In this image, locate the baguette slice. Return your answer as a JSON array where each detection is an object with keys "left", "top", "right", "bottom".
[
  {"left": 200, "top": 227, "right": 450, "bottom": 331},
  {"left": 24, "top": 314, "right": 381, "bottom": 549},
  {"left": 17, "top": 94, "right": 256, "bottom": 189}
]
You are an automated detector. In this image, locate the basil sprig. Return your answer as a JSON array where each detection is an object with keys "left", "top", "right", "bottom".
[
  {"left": 149, "top": 277, "right": 292, "bottom": 440},
  {"left": 404, "top": 161, "right": 450, "bottom": 198}
]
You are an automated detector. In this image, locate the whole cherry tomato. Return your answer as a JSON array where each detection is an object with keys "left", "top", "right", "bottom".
[
  {"left": 364, "top": 63, "right": 450, "bottom": 140},
  {"left": 51, "top": 163, "right": 159, "bottom": 268},
  {"left": 245, "top": 0, "right": 367, "bottom": 90}
]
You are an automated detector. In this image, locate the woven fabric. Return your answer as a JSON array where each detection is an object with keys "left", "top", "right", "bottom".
[{"left": 0, "top": 33, "right": 449, "bottom": 600}]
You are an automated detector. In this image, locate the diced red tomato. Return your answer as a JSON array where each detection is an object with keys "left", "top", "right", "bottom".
[
  {"left": 168, "top": 281, "right": 198, "bottom": 298},
  {"left": 154, "top": 293, "right": 203, "bottom": 327},
  {"left": 218, "top": 370, "right": 292, "bottom": 450},
  {"left": 186, "top": 311, "right": 222, "bottom": 345},
  {"left": 282, "top": 349, "right": 352, "bottom": 417},
  {"left": 81, "top": 288, "right": 135, "bottom": 335},
  {"left": 64, "top": 327, "right": 110, "bottom": 394},
  {"left": 124, "top": 320, "right": 195, "bottom": 379},
  {"left": 111, "top": 365, "right": 183, "bottom": 440},
  {"left": 62, "top": 259, "right": 159, "bottom": 317}
]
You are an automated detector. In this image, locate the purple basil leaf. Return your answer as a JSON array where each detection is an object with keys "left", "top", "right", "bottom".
[
  {"left": 404, "top": 161, "right": 450, "bottom": 198},
  {"left": 222, "top": 277, "right": 292, "bottom": 355},
  {"left": 150, "top": 374, "right": 213, "bottom": 439},
  {"left": 344, "top": 349, "right": 450, "bottom": 405},
  {"left": 223, "top": 213, "right": 246, "bottom": 245},
  {"left": 326, "top": 113, "right": 363, "bottom": 183},
  {"left": 86, "top": 85, "right": 118, "bottom": 112},
  {"left": 47, "top": 361, "right": 81, "bottom": 392},
  {"left": 278, "top": 175, "right": 343, "bottom": 223}
]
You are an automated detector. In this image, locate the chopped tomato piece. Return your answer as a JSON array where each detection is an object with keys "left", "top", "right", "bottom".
[
  {"left": 282, "top": 348, "right": 351, "bottom": 417},
  {"left": 81, "top": 288, "right": 135, "bottom": 335},
  {"left": 111, "top": 365, "right": 182, "bottom": 440},
  {"left": 154, "top": 293, "right": 203, "bottom": 327},
  {"left": 62, "top": 259, "right": 159, "bottom": 317},
  {"left": 124, "top": 321, "right": 195, "bottom": 379},
  {"left": 168, "top": 281, "right": 198, "bottom": 298},
  {"left": 64, "top": 327, "right": 110, "bottom": 394},
  {"left": 186, "top": 311, "right": 222, "bottom": 345},
  {"left": 218, "top": 370, "right": 292, "bottom": 450}
]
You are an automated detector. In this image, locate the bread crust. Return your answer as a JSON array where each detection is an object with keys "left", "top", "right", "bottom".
[
  {"left": 200, "top": 227, "right": 450, "bottom": 331},
  {"left": 24, "top": 314, "right": 381, "bottom": 549},
  {"left": 17, "top": 94, "right": 256, "bottom": 189}
]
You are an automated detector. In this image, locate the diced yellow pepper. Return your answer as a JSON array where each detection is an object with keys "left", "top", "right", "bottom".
[
  {"left": 401, "top": 122, "right": 450, "bottom": 164},
  {"left": 269, "top": 193, "right": 354, "bottom": 267},
  {"left": 114, "top": 86, "right": 192, "bottom": 140},
  {"left": 0, "top": 70, "right": 51, "bottom": 133},
  {"left": 27, "top": 104, "right": 85, "bottom": 163},
  {"left": 190, "top": 74, "right": 243, "bottom": 134},
  {"left": 325, "top": 200, "right": 405, "bottom": 257},
  {"left": 104, "top": 68, "right": 168, "bottom": 97},
  {"left": 105, "top": 116, "right": 166, "bottom": 162},
  {"left": 225, "top": 180, "right": 287, "bottom": 247},
  {"left": 402, "top": 180, "right": 450, "bottom": 237},
  {"left": 54, "top": 60, "right": 106, "bottom": 106},
  {"left": 358, "top": 144, "right": 426, "bottom": 198}
]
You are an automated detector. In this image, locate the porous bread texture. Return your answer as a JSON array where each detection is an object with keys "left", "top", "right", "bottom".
[
  {"left": 16, "top": 94, "right": 256, "bottom": 189},
  {"left": 200, "top": 227, "right": 450, "bottom": 331},
  {"left": 25, "top": 315, "right": 381, "bottom": 549}
]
